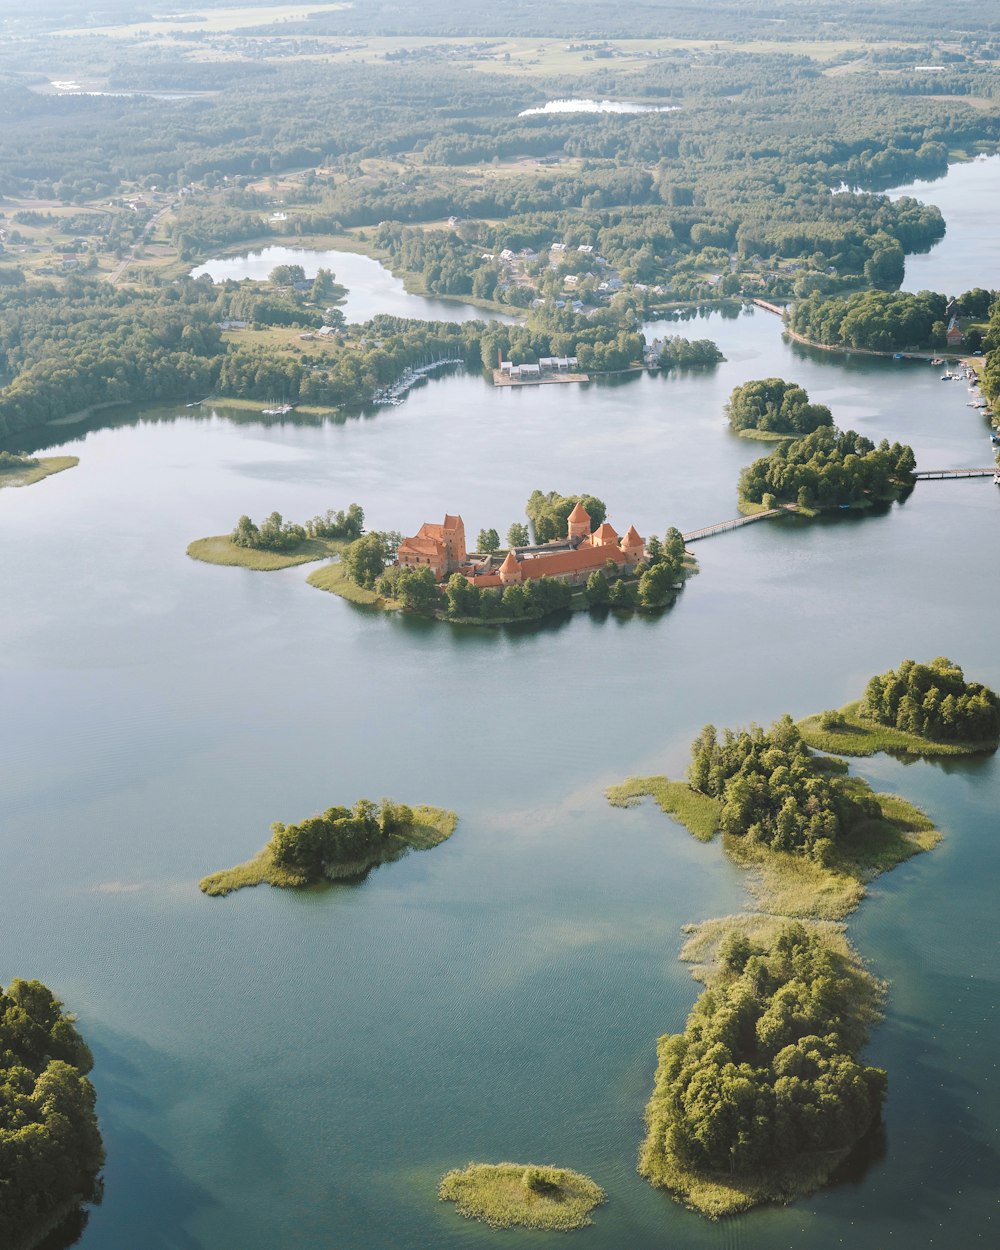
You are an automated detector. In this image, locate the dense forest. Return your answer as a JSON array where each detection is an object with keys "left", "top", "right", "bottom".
[
  {"left": 641, "top": 923, "right": 886, "bottom": 1194},
  {"left": 688, "top": 716, "right": 881, "bottom": 862},
  {"left": 739, "top": 428, "right": 916, "bottom": 509},
  {"left": 0, "top": 978, "right": 104, "bottom": 1249},
  {"left": 726, "top": 378, "right": 832, "bottom": 437},
  {"left": 861, "top": 657, "right": 1000, "bottom": 743}
]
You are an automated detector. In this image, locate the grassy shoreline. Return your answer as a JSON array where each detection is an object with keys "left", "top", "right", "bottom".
[
  {"left": 200, "top": 805, "right": 457, "bottom": 896},
  {"left": 187, "top": 534, "right": 346, "bottom": 570},
  {"left": 438, "top": 1163, "right": 605, "bottom": 1231},
  {"left": 0, "top": 455, "right": 79, "bottom": 489},
  {"left": 798, "top": 700, "right": 998, "bottom": 757}
]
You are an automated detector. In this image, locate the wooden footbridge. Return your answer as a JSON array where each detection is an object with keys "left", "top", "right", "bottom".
[
  {"left": 912, "top": 467, "right": 996, "bottom": 480},
  {"left": 683, "top": 506, "right": 791, "bottom": 543}
]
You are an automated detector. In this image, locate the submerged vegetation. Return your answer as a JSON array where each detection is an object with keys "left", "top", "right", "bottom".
[
  {"left": 438, "top": 1162, "right": 605, "bottom": 1231},
  {"left": 200, "top": 799, "right": 457, "bottom": 896},
  {"left": 0, "top": 979, "right": 104, "bottom": 1249}
]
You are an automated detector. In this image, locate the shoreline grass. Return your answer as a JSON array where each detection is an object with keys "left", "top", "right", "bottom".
[
  {"left": 606, "top": 775, "right": 719, "bottom": 841},
  {"left": 200, "top": 805, "right": 456, "bottom": 897},
  {"left": 438, "top": 1163, "right": 605, "bottom": 1231},
  {"left": 736, "top": 427, "right": 795, "bottom": 441},
  {"left": 607, "top": 773, "right": 938, "bottom": 921},
  {"left": 0, "top": 455, "right": 79, "bottom": 489},
  {"left": 306, "top": 559, "right": 385, "bottom": 604},
  {"left": 186, "top": 535, "right": 346, "bottom": 570},
  {"left": 799, "top": 701, "right": 998, "bottom": 757}
]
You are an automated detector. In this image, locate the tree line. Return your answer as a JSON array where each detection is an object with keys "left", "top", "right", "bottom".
[
  {"left": 0, "top": 978, "right": 104, "bottom": 1249},
  {"left": 641, "top": 922, "right": 886, "bottom": 1186},
  {"left": 688, "top": 715, "right": 880, "bottom": 863},
  {"left": 230, "top": 504, "right": 364, "bottom": 552},
  {"left": 860, "top": 657, "right": 1000, "bottom": 743},
  {"left": 267, "top": 798, "right": 417, "bottom": 882},
  {"left": 727, "top": 378, "right": 832, "bottom": 437},
  {"left": 739, "top": 427, "right": 916, "bottom": 509}
]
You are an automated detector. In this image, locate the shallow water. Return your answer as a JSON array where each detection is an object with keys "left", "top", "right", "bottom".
[{"left": 2, "top": 163, "right": 999, "bottom": 1250}]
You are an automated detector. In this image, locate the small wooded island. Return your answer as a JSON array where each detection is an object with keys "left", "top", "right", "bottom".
[
  {"left": 0, "top": 978, "right": 104, "bottom": 1250},
  {"left": 200, "top": 797, "right": 457, "bottom": 896},
  {"left": 605, "top": 662, "right": 970, "bottom": 1218},
  {"left": 187, "top": 504, "right": 364, "bottom": 570},
  {"left": 799, "top": 656, "right": 1000, "bottom": 757},
  {"left": 309, "top": 492, "right": 696, "bottom": 624},
  {"left": 439, "top": 1162, "right": 606, "bottom": 1232},
  {"left": 727, "top": 377, "right": 833, "bottom": 441},
  {"left": 0, "top": 450, "right": 78, "bottom": 490},
  {"left": 739, "top": 426, "right": 916, "bottom": 513}
]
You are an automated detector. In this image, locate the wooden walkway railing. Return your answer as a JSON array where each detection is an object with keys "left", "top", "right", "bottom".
[
  {"left": 912, "top": 468, "right": 996, "bottom": 480},
  {"left": 683, "top": 508, "right": 788, "bottom": 543}
]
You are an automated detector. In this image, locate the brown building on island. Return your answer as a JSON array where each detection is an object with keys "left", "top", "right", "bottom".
[{"left": 396, "top": 504, "right": 646, "bottom": 588}]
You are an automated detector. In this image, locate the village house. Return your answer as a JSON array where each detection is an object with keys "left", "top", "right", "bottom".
[{"left": 396, "top": 505, "right": 646, "bottom": 590}]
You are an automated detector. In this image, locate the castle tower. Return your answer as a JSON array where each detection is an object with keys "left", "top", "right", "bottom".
[
  {"left": 498, "top": 549, "right": 522, "bottom": 586},
  {"left": 590, "top": 521, "right": 620, "bottom": 548},
  {"left": 567, "top": 501, "right": 591, "bottom": 543},
  {"left": 441, "top": 515, "right": 466, "bottom": 571},
  {"left": 621, "top": 525, "right": 645, "bottom": 563}
]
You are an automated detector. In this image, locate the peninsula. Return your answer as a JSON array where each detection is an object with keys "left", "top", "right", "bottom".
[
  {"left": 200, "top": 797, "right": 457, "bottom": 896},
  {"left": 0, "top": 451, "right": 78, "bottom": 490},
  {"left": 187, "top": 504, "right": 364, "bottom": 570}
]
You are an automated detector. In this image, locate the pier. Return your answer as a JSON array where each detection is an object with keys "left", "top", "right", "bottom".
[{"left": 912, "top": 468, "right": 996, "bottom": 480}]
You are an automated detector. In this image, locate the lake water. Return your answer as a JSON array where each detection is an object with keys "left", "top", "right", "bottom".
[
  {"left": 890, "top": 154, "right": 1000, "bottom": 294},
  {"left": 191, "top": 245, "right": 517, "bottom": 324},
  {"left": 2, "top": 161, "right": 1000, "bottom": 1249}
]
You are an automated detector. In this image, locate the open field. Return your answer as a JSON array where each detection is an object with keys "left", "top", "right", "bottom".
[{"left": 56, "top": 4, "right": 349, "bottom": 38}]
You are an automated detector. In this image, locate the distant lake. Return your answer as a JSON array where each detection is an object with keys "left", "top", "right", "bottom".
[
  {"left": 887, "top": 154, "right": 1000, "bottom": 293},
  {"left": 191, "top": 245, "right": 517, "bottom": 324},
  {"left": 519, "top": 98, "right": 680, "bottom": 116}
]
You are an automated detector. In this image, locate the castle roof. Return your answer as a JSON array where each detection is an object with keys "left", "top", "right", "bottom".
[
  {"left": 519, "top": 545, "right": 629, "bottom": 579},
  {"left": 399, "top": 535, "right": 444, "bottom": 557},
  {"left": 499, "top": 550, "right": 520, "bottom": 573},
  {"left": 567, "top": 501, "right": 591, "bottom": 524},
  {"left": 590, "top": 522, "right": 620, "bottom": 546},
  {"left": 622, "top": 525, "right": 644, "bottom": 547},
  {"left": 443, "top": 514, "right": 463, "bottom": 531}
]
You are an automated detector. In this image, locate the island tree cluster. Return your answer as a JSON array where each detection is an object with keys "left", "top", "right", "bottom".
[
  {"left": 688, "top": 716, "right": 879, "bottom": 862},
  {"left": 861, "top": 657, "right": 1000, "bottom": 743},
  {"left": 268, "top": 798, "right": 417, "bottom": 882},
  {"left": 726, "top": 378, "right": 833, "bottom": 437},
  {"left": 641, "top": 924, "right": 886, "bottom": 1187},
  {"left": 739, "top": 427, "right": 915, "bottom": 509},
  {"left": 0, "top": 979, "right": 104, "bottom": 1248}
]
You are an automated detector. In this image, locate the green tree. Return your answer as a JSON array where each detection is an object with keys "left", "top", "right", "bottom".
[
  {"left": 507, "top": 522, "right": 530, "bottom": 547},
  {"left": 477, "top": 527, "right": 500, "bottom": 554},
  {"left": 344, "top": 533, "right": 388, "bottom": 588}
]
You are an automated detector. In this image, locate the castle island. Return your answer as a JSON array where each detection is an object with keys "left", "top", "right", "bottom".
[{"left": 397, "top": 502, "right": 647, "bottom": 588}]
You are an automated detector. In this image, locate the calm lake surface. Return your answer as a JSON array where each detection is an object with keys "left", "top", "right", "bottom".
[
  {"left": 191, "top": 245, "right": 517, "bottom": 324},
  {"left": 891, "top": 154, "right": 1000, "bottom": 293},
  {"left": 2, "top": 160, "right": 999, "bottom": 1250}
]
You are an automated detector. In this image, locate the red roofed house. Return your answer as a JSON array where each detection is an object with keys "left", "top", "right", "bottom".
[{"left": 397, "top": 514, "right": 467, "bottom": 580}]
